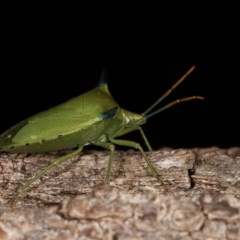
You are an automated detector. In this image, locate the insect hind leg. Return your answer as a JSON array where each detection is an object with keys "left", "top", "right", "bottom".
[{"left": 10, "top": 147, "right": 83, "bottom": 206}]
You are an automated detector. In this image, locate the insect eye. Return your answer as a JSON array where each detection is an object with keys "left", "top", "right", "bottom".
[{"left": 125, "top": 117, "right": 131, "bottom": 124}]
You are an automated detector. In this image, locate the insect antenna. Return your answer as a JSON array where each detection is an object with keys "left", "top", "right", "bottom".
[
  {"left": 145, "top": 95, "right": 204, "bottom": 119},
  {"left": 142, "top": 65, "right": 204, "bottom": 119}
]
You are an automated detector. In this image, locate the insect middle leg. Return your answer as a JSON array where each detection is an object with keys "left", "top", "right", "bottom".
[{"left": 93, "top": 141, "right": 115, "bottom": 184}]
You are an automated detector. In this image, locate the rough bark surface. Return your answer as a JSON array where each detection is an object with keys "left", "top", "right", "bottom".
[{"left": 0, "top": 147, "right": 240, "bottom": 239}]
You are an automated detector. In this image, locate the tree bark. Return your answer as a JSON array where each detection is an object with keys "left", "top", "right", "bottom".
[{"left": 0, "top": 147, "right": 240, "bottom": 239}]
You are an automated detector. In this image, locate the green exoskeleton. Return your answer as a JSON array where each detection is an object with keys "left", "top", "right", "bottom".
[{"left": 0, "top": 66, "right": 203, "bottom": 204}]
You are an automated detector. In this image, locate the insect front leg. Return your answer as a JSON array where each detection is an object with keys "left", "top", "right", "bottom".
[
  {"left": 116, "top": 126, "right": 152, "bottom": 151},
  {"left": 108, "top": 138, "right": 166, "bottom": 190},
  {"left": 10, "top": 147, "right": 83, "bottom": 206}
]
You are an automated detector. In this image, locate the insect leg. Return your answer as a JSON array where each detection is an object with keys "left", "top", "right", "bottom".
[
  {"left": 92, "top": 141, "right": 115, "bottom": 184},
  {"left": 115, "top": 126, "right": 152, "bottom": 151},
  {"left": 10, "top": 147, "right": 83, "bottom": 205},
  {"left": 108, "top": 138, "right": 166, "bottom": 189}
]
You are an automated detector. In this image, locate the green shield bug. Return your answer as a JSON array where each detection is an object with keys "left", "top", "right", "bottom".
[{"left": 0, "top": 66, "right": 203, "bottom": 204}]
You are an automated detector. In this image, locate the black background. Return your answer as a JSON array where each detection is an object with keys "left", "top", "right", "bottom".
[
  {"left": 1, "top": 12, "right": 239, "bottom": 150},
  {"left": 1, "top": 60, "right": 239, "bottom": 149}
]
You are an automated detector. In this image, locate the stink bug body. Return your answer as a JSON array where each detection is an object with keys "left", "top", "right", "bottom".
[{"left": 0, "top": 66, "right": 203, "bottom": 204}]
